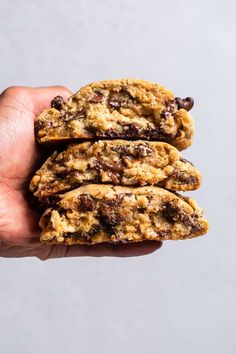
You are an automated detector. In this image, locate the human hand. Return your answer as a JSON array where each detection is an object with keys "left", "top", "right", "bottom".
[{"left": 0, "top": 86, "right": 162, "bottom": 259}]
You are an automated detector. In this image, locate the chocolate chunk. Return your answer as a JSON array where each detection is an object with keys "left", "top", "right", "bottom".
[
  {"left": 95, "top": 125, "right": 140, "bottom": 139},
  {"left": 145, "top": 125, "right": 178, "bottom": 141},
  {"left": 100, "top": 211, "right": 122, "bottom": 227},
  {"left": 174, "top": 173, "right": 198, "bottom": 185},
  {"left": 51, "top": 96, "right": 65, "bottom": 111},
  {"left": 161, "top": 201, "right": 180, "bottom": 223},
  {"left": 89, "top": 91, "right": 104, "bottom": 103},
  {"left": 178, "top": 213, "right": 198, "bottom": 230},
  {"left": 162, "top": 201, "right": 199, "bottom": 231},
  {"left": 106, "top": 172, "right": 121, "bottom": 184},
  {"left": 92, "top": 124, "right": 177, "bottom": 141},
  {"left": 62, "top": 111, "right": 85, "bottom": 122},
  {"left": 114, "top": 143, "right": 152, "bottom": 157},
  {"left": 100, "top": 197, "right": 126, "bottom": 227},
  {"left": 144, "top": 126, "right": 160, "bottom": 140},
  {"left": 41, "top": 194, "right": 61, "bottom": 208},
  {"left": 89, "top": 127, "right": 119, "bottom": 138},
  {"left": 108, "top": 96, "right": 121, "bottom": 108},
  {"left": 93, "top": 159, "right": 123, "bottom": 173},
  {"left": 108, "top": 90, "right": 134, "bottom": 109},
  {"left": 79, "top": 194, "right": 96, "bottom": 211},
  {"left": 138, "top": 207, "right": 146, "bottom": 213},
  {"left": 122, "top": 122, "right": 142, "bottom": 137},
  {"left": 161, "top": 100, "right": 176, "bottom": 118},
  {"left": 134, "top": 144, "right": 153, "bottom": 157},
  {"left": 100, "top": 205, "right": 123, "bottom": 226},
  {"left": 175, "top": 97, "right": 194, "bottom": 111}
]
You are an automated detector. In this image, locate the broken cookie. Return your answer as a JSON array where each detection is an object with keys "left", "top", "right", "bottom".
[
  {"left": 39, "top": 184, "right": 208, "bottom": 245},
  {"left": 35, "top": 79, "right": 194, "bottom": 150},
  {"left": 30, "top": 140, "right": 201, "bottom": 201}
]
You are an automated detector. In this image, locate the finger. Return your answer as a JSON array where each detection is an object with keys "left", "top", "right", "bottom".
[
  {"left": 38, "top": 241, "right": 162, "bottom": 259},
  {"left": 30, "top": 86, "right": 73, "bottom": 116},
  {"left": 0, "top": 240, "right": 162, "bottom": 259},
  {"left": 0, "top": 85, "right": 73, "bottom": 117},
  {"left": 64, "top": 241, "right": 162, "bottom": 258}
]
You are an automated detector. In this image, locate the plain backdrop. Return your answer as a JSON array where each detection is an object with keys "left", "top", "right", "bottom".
[{"left": 0, "top": 0, "right": 235, "bottom": 353}]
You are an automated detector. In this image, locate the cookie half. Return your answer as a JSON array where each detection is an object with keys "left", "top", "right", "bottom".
[
  {"left": 39, "top": 184, "right": 208, "bottom": 244},
  {"left": 30, "top": 140, "right": 201, "bottom": 201},
  {"left": 35, "top": 79, "right": 194, "bottom": 150}
]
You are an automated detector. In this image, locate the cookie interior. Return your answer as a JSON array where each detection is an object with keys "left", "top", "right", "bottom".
[
  {"left": 40, "top": 185, "right": 208, "bottom": 244},
  {"left": 36, "top": 79, "right": 194, "bottom": 150},
  {"left": 30, "top": 140, "right": 201, "bottom": 201}
]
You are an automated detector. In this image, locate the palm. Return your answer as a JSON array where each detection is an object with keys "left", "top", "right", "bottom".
[
  {"left": 0, "top": 87, "right": 63, "bottom": 258},
  {"left": 0, "top": 87, "right": 161, "bottom": 259}
]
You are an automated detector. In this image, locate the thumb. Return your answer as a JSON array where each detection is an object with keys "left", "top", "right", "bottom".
[{"left": 31, "top": 86, "right": 73, "bottom": 116}]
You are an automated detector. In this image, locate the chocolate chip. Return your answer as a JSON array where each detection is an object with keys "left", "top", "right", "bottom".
[
  {"left": 175, "top": 97, "right": 194, "bottom": 111},
  {"left": 79, "top": 194, "right": 96, "bottom": 211},
  {"left": 51, "top": 96, "right": 65, "bottom": 111},
  {"left": 62, "top": 111, "right": 85, "bottom": 122},
  {"left": 89, "top": 91, "right": 104, "bottom": 103}
]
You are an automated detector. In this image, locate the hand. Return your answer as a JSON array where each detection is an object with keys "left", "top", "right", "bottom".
[{"left": 0, "top": 86, "right": 162, "bottom": 259}]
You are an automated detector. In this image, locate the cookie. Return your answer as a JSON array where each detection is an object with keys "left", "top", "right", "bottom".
[
  {"left": 39, "top": 184, "right": 208, "bottom": 244},
  {"left": 30, "top": 140, "right": 201, "bottom": 201},
  {"left": 35, "top": 79, "right": 194, "bottom": 150}
]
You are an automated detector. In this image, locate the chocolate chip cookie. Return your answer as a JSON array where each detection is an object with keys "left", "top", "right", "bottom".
[
  {"left": 30, "top": 140, "right": 201, "bottom": 201},
  {"left": 39, "top": 184, "right": 208, "bottom": 244},
  {"left": 35, "top": 79, "right": 194, "bottom": 150}
]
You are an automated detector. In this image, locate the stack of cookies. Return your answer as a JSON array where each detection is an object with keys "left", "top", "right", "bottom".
[{"left": 30, "top": 79, "right": 208, "bottom": 245}]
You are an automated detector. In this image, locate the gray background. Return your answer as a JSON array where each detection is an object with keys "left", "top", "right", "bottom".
[{"left": 0, "top": 0, "right": 235, "bottom": 353}]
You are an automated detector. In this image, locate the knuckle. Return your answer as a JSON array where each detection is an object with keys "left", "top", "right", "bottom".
[
  {"left": 0, "top": 86, "right": 27, "bottom": 99},
  {"left": 58, "top": 85, "right": 68, "bottom": 91},
  {"left": 51, "top": 86, "right": 71, "bottom": 97}
]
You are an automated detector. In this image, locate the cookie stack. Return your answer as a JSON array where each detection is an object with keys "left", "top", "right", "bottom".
[{"left": 30, "top": 79, "right": 208, "bottom": 245}]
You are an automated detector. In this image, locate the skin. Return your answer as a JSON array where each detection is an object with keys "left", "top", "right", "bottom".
[{"left": 0, "top": 86, "right": 162, "bottom": 259}]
